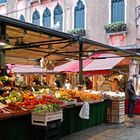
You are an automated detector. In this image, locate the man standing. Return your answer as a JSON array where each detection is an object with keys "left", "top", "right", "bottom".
[{"left": 125, "top": 79, "right": 137, "bottom": 117}]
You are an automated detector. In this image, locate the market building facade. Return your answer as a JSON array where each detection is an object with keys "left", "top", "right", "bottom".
[
  {"left": 0, "top": 1, "right": 140, "bottom": 136},
  {"left": 0, "top": 0, "right": 139, "bottom": 46}
]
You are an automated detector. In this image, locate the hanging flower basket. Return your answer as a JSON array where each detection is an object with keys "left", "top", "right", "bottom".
[
  {"left": 68, "top": 28, "right": 86, "bottom": 36},
  {"left": 104, "top": 22, "right": 127, "bottom": 33}
]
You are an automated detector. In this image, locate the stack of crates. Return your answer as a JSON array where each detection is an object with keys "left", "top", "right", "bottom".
[{"left": 107, "top": 99, "right": 125, "bottom": 123}]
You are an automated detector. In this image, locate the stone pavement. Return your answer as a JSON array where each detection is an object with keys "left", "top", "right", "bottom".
[{"left": 62, "top": 115, "right": 140, "bottom": 140}]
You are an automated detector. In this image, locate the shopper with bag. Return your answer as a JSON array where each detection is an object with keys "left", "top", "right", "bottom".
[{"left": 125, "top": 79, "right": 137, "bottom": 117}]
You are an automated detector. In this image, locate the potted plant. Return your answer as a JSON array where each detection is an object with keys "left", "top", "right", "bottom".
[
  {"left": 68, "top": 27, "right": 86, "bottom": 36},
  {"left": 104, "top": 21, "right": 126, "bottom": 33}
]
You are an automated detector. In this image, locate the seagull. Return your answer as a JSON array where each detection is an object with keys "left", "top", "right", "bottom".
[{"left": 52, "top": 21, "right": 60, "bottom": 30}]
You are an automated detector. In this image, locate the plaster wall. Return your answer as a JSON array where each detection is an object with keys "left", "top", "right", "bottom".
[
  {"left": 30, "top": 0, "right": 64, "bottom": 28},
  {"left": 0, "top": 4, "right": 7, "bottom": 15},
  {"left": 0, "top": 0, "right": 139, "bottom": 47}
]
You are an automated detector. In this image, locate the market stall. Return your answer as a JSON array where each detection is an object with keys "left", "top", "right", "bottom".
[
  {"left": 0, "top": 15, "right": 140, "bottom": 140},
  {"left": 0, "top": 66, "right": 107, "bottom": 138}
]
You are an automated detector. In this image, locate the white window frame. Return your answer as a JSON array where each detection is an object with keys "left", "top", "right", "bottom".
[
  {"left": 109, "top": 0, "right": 127, "bottom": 23},
  {"left": 72, "top": 0, "right": 87, "bottom": 30}
]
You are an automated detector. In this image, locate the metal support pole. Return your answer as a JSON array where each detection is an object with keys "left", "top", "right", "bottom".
[
  {"left": 79, "top": 38, "right": 83, "bottom": 85},
  {"left": 0, "top": 23, "right": 6, "bottom": 67},
  {"left": 0, "top": 50, "right": 5, "bottom": 67}
]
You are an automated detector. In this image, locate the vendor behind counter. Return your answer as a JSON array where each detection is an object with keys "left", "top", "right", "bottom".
[{"left": 111, "top": 78, "right": 120, "bottom": 92}]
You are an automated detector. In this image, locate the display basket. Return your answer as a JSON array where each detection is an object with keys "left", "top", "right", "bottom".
[
  {"left": 64, "top": 99, "right": 77, "bottom": 106},
  {"left": 31, "top": 110, "right": 63, "bottom": 126}
]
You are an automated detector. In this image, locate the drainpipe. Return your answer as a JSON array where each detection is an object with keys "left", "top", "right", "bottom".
[{"left": 129, "top": 59, "right": 139, "bottom": 91}]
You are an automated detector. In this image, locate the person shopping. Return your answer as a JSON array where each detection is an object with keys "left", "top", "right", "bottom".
[
  {"left": 64, "top": 78, "right": 72, "bottom": 89},
  {"left": 125, "top": 79, "right": 137, "bottom": 117}
]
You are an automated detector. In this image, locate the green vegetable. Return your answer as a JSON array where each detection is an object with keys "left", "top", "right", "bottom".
[{"left": 33, "top": 104, "right": 60, "bottom": 113}]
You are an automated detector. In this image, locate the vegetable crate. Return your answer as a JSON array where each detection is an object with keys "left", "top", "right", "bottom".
[
  {"left": 31, "top": 110, "right": 63, "bottom": 126},
  {"left": 64, "top": 99, "right": 77, "bottom": 106}
]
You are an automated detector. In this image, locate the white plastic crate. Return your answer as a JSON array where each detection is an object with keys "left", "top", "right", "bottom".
[{"left": 31, "top": 110, "right": 63, "bottom": 126}]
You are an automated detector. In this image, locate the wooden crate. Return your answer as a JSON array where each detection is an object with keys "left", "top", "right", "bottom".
[
  {"left": 31, "top": 110, "right": 63, "bottom": 126},
  {"left": 111, "top": 108, "right": 124, "bottom": 115},
  {"left": 107, "top": 115, "right": 125, "bottom": 123},
  {"left": 112, "top": 100, "right": 124, "bottom": 108},
  {"left": 111, "top": 115, "right": 125, "bottom": 123}
]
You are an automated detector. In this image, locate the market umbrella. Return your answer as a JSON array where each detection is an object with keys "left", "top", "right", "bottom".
[
  {"left": 53, "top": 53, "right": 125, "bottom": 75},
  {"left": 7, "top": 64, "right": 47, "bottom": 74},
  {"left": 53, "top": 60, "right": 92, "bottom": 72}
]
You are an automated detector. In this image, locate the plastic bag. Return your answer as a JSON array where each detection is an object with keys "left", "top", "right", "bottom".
[{"left": 79, "top": 102, "right": 89, "bottom": 119}]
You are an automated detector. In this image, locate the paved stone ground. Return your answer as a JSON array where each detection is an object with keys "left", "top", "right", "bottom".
[{"left": 62, "top": 115, "right": 140, "bottom": 140}]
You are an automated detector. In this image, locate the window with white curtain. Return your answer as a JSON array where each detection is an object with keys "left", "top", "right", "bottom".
[
  {"left": 43, "top": 7, "right": 51, "bottom": 28},
  {"left": 74, "top": 0, "right": 85, "bottom": 29},
  {"left": 54, "top": 3, "right": 63, "bottom": 31},
  {"left": 32, "top": 9, "right": 40, "bottom": 25},
  {"left": 19, "top": 14, "right": 25, "bottom": 22}
]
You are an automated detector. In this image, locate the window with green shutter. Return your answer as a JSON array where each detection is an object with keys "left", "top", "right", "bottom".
[
  {"left": 111, "top": 0, "right": 124, "bottom": 23},
  {"left": 0, "top": 0, "right": 7, "bottom": 3}
]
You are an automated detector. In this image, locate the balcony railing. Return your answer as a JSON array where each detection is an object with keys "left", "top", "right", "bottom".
[{"left": 104, "top": 22, "right": 127, "bottom": 34}]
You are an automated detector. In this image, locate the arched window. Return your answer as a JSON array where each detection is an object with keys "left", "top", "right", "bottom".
[
  {"left": 19, "top": 14, "right": 25, "bottom": 22},
  {"left": 43, "top": 7, "right": 51, "bottom": 28},
  {"left": 54, "top": 3, "right": 63, "bottom": 31},
  {"left": 32, "top": 10, "right": 40, "bottom": 25},
  {"left": 0, "top": 0, "right": 7, "bottom": 3},
  {"left": 111, "top": 0, "right": 124, "bottom": 23},
  {"left": 74, "top": 0, "right": 85, "bottom": 29}
]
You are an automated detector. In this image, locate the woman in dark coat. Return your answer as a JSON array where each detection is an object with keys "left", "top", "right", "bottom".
[{"left": 125, "top": 79, "right": 137, "bottom": 117}]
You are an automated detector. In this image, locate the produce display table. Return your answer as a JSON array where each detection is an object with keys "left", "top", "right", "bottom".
[
  {"left": 0, "top": 114, "right": 32, "bottom": 140},
  {"left": 0, "top": 100, "right": 108, "bottom": 140},
  {"left": 61, "top": 100, "right": 107, "bottom": 136}
]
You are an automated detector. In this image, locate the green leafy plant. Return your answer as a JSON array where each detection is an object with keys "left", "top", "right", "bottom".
[
  {"left": 104, "top": 21, "right": 126, "bottom": 33},
  {"left": 68, "top": 27, "right": 85, "bottom": 36}
]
